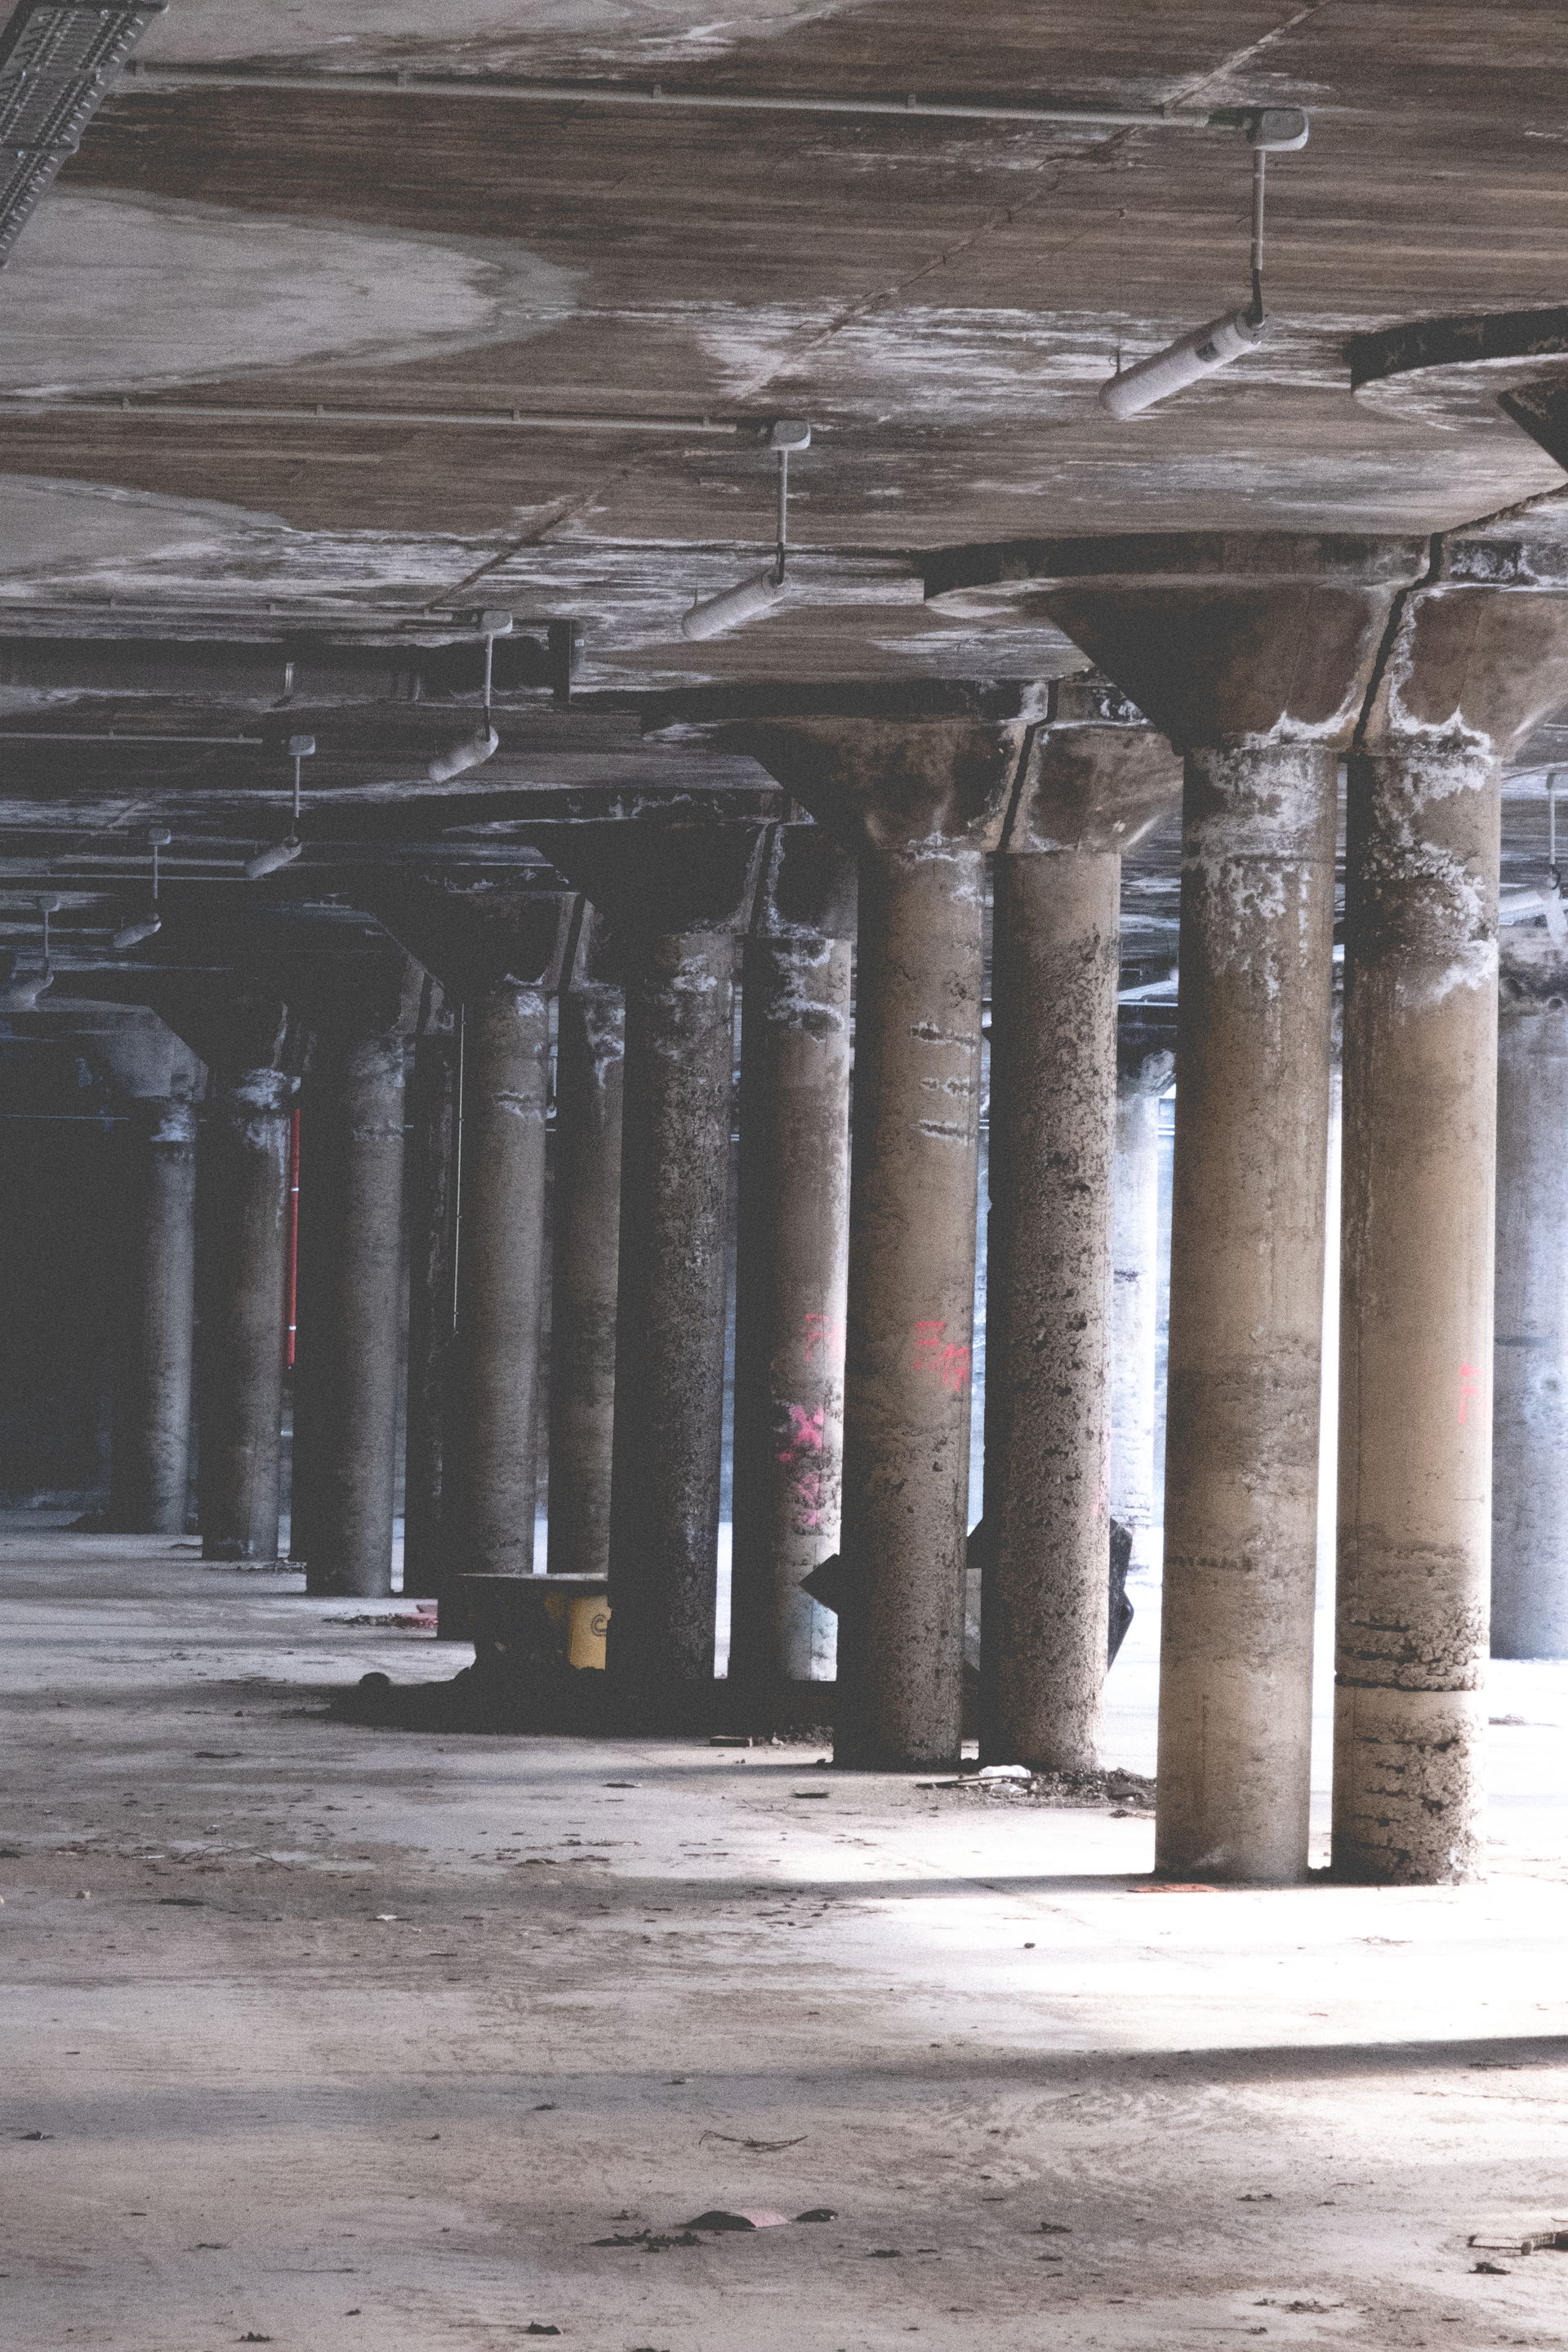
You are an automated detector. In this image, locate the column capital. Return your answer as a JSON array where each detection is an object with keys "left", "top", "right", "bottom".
[
  {"left": 1356, "top": 581, "right": 1568, "bottom": 761},
  {"left": 31, "top": 1000, "right": 205, "bottom": 1107},
  {"left": 367, "top": 875, "right": 576, "bottom": 1004},
  {"left": 752, "top": 822, "right": 858, "bottom": 941},
  {"left": 924, "top": 534, "right": 1428, "bottom": 752},
  {"left": 527, "top": 817, "right": 768, "bottom": 938},
  {"left": 728, "top": 710, "right": 1046, "bottom": 855},
  {"left": 288, "top": 948, "right": 426, "bottom": 1053},
  {"left": 1006, "top": 696, "right": 1180, "bottom": 856}
]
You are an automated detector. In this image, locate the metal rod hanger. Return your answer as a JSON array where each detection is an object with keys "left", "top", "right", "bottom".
[
  {"left": 1249, "top": 146, "right": 1267, "bottom": 323},
  {"left": 0, "top": 394, "right": 760, "bottom": 436},
  {"left": 118, "top": 61, "right": 1307, "bottom": 142}
]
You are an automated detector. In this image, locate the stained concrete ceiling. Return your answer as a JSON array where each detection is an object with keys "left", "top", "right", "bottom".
[
  {"left": 0, "top": 1, "right": 1566, "bottom": 991},
  {"left": 0, "top": 2, "right": 1559, "bottom": 670}
]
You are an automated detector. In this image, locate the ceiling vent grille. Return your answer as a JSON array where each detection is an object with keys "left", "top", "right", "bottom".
[{"left": 0, "top": 0, "right": 166, "bottom": 265}]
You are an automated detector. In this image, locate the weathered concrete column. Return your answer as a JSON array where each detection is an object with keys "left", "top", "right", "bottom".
[
  {"left": 447, "top": 981, "right": 550, "bottom": 1579},
  {"left": 528, "top": 824, "right": 764, "bottom": 1731},
  {"left": 114, "top": 987, "right": 300, "bottom": 1568},
  {"left": 982, "top": 689, "right": 1180, "bottom": 1769},
  {"left": 985, "top": 537, "right": 1429, "bottom": 1876},
  {"left": 739, "top": 705, "right": 1041, "bottom": 1768},
  {"left": 199, "top": 1058, "right": 296, "bottom": 1563},
  {"left": 548, "top": 906, "right": 625, "bottom": 1582},
  {"left": 1492, "top": 940, "right": 1568, "bottom": 1658},
  {"left": 369, "top": 880, "right": 574, "bottom": 1624},
  {"left": 402, "top": 982, "right": 457, "bottom": 1606},
  {"left": 78, "top": 1013, "right": 205, "bottom": 1539},
  {"left": 729, "top": 824, "right": 856, "bottom": 1717},
  {"left": 1338, "top": 739, "right": 1499, "bottom": 1878},
  {"left": 1111, "top": 1017, "right": 1174, "bottom": 1552},
  {"left": 612, "top": 929, "right": 738, "bottom": 1722},
  {"left": 291, "top": 952, "right": 422, "bottom": 1600},
  {"left": 297, "top": 1033, "right": 409, "bottom": 1596},
  {"left": 1157, "top": 742, "right": 1338, "bottom": 1879},
  {"left": 1336, "top": 574, "right": 1568, "bottom": 1880},
  {"left": 110, "top": 1097, "right": 199, "bottom": 1535}
]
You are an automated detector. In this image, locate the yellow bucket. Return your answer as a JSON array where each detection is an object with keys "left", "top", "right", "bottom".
[{"left": 538, "top": 1586, "right": 610, "bottom": 1671}]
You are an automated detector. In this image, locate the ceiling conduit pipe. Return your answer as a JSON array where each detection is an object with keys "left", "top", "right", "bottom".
[{"left": 0, "top": 635, "right": 551, "bottom": 704}]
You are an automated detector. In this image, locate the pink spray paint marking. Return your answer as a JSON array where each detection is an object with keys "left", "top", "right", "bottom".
[
  {"left": 911, "top": 1319, "right": 970, "bottom": 1392},
  {"left": 1458, "top": 1361, "right": 1483, "bottom": 1427},
  {"left": 777, "top": 1403, "right": 827, "bottom": 1534}
]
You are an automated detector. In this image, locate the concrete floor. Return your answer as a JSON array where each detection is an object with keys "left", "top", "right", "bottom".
[{"left": 7, "top": 1531, "right": 1568, "bottom": 2352}]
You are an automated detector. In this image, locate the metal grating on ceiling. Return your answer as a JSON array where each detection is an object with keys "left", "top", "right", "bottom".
[{"left": 0, "top": 0, "right": 165, "bottom": 265}]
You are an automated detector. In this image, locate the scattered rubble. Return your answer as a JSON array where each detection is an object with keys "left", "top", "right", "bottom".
[{"left": 915, "top": 1765, "right": 1156, "bottom": 1811}]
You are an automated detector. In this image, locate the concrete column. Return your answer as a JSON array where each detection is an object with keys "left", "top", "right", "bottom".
[
  {"left": 737, "top": 711, "right": 1044, "bottom": 1769},
  {"left": 65, "top": 1008, "right": 203, "bottom": 1539},
  {"left": 523, "top": 824, "right": 764, "bottom": 1731},
  {"left": 607, "top": 927, "right": 739, "bottom": 1726},
  {"left": 1330, "top": 570, "right": 1568, "bottom": 1882},
  {"left": 109, "top": 1094, "right": 198, "bottom": 1535},
  {"left": 730, "top": 826, "right": 855, "bottom": 1716},
  {"left": 297, "top": 1032, "right": 409, "bottom": 1598},
  {"left": 1153, "top": 744, "right": 1338, "bottom": 1881},
  {"left": 996, "top": 548, "right": 1425, "bottom": 1877},
  {"left": 198, "top": 1066, "right": 295, "bottom": 1564},
  {"left": 402, "top": 988, "right": 457, "bottom": 1606},
  {"left": 1111, "top": 1026, "right": 1174, "bottom": 1548},
  {"left": 367, "top": 880, "right": 575, "bottom": 1626},
  {"left": 981, "top": 703, "right": 1179, "bottom": 1770},
  {"left": 445, "top": 982, "right": 550, "bottom": 1580},
  {"left": 548, "top": 911, "right": 625, "bottom": 1581},
  {"left": 983, "top": 848, "right": 1116, "bottom": 1767},
  {"left": 1492, "top": 945, "right": 1568, "bottom": 1659},
  {"left": 840, "top": 833, "right": 984, "bottom": 1765},
  {"left": 1335, "top": 742, "right": 1500, "bottom": 1880}
]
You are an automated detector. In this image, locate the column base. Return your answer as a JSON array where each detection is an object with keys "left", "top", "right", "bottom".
[{"left": 1331, "top": 1685, "right": 1486, "bottom": 1883}]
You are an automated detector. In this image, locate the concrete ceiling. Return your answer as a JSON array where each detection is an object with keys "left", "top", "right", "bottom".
[
  {"left": 0, "top": 1, "right": 1566, "bottom": 1000},
  {"left": 0, "top": 2, "right": 1556, "bottom": 679}
]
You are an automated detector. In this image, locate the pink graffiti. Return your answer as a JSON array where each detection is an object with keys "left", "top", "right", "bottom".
[
  {"left": 911, "top": 1319, "right": 971, "bottom": 1392},
  {"left": 777, "top": 1403, "right": 828, "bottom": 1533},
  {"left": 782, "top": 1402, "right": 825, "bottom": 1456},
  {"left": 1458, "top": 1361, "right": 1483, "bottom": 1427}
]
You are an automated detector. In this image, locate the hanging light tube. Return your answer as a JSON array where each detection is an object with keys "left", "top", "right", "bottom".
[
  {"left": 109, "top": 822, "right": 168, "bottom": 949},
  {"left": 1099, "top": 127, "right": 1290, "bottom": 420},
  {"left": 682, "top": 421, "right": 809, "bottom": 640},
  {"left": 0, "top": 892, "right": 56, "bottom": 1009},
  {"left": 243, "top": 735, "right": 314, "bottom": 879},
  {"left": 426, "top": 612, "right": 510, "bottom": 781}
]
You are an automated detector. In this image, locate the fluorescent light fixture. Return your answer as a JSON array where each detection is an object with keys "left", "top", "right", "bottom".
[
  {"left": 244, "top": 735, "right": 314, "bottom": 882},
  {"left": 243, "top": 838, "right": 302, "bottom": 880},
  {"left": 0, "top": 964, "right": 51, "bottom": 1008},
  {"left": 110, "top": 823, "right": 167, "bottom": 950},
  {"left": 427, "top": 610, "right": 510, "bottom": 778},
  {"left": 427, "top": 722, "right": 499, "bottom": 782},
  {"left": 680, "top": 568, "right": 786, "bottom": 641},
  {"left": 0, "top": 893, "right": 57, "bottom": 1009},
  {"left": 109, "top": 911, "right": 161, "bottom": 948},
  {"left": 682, "top": 420, "right": 809, "bottom": 640},
  {"left": 1099, "top": 136, "right": 1290, "bottom": 418},
  {"left": 1101, "top": 308, "right": 1263, "bottom": 419}
]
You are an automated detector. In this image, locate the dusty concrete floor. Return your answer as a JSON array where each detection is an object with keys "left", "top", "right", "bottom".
[{"left": 6, "top": 1530, "right": 1568, "bottom": 2352}]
